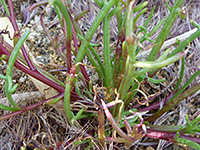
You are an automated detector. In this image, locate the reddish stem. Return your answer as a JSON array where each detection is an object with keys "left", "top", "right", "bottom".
[
  {"left": 63, "top": 20, "right": 72, "bottom": 72},
  {"left": 101, "top": 100, "right": 134, "bottom": 142},
  {"left": 70, "top": 13, "right": 90, "bottom": 85},
  {"left": 144, "top": 128, "right": 200, "bottom": 144},
  {"left": 0, "top": 94, "right": 63, "bottom": 120},
  {"left": 7, "top": 0, "right": 35, "bottom": 71},
  {"left": 40, "top": 14, "right": 54, "bottom": 43},
  {"left": 28, "top": 0, "right": 48, "bottom": 12}
]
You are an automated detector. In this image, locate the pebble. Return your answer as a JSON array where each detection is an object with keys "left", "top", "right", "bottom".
[
  {"left": 35, "top": 51, "right": 40, "bottom": 56},
  {"left": 19, "top": 76, "right": 25, "bottom": 82},
  {"left": 30, "top": 20, "right": 35, "bottom": 25},
  {"left": 37, "top": 24, "right": 43, "bottom": 32},
  {"left": 145, "top": 147, "right": 155, "bottom": 150},
  {"left": 34, "top": 16, "right": 40, "bottom": 25},
  {"left": 17, "top": 22, "right": 22, "bottom": 29},
  {"left": 28, "top": 32, "right": 38, "bottom": 42},
  {"left": 36, "top": 55, "right": 50, "bottom": 64}
]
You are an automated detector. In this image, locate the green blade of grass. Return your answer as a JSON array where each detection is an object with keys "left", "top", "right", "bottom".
[
  {"left": 103, "top": 15, "right": 113, "bottom": 88},
  {"left": 49, "top": 0, "right": 72, "bottom": 40},
  {"left": 4, "top": 31, "right": 30, "bottom": 110},
  {"left": 75, "top": 0, "right": 117, "bottom": 63},
  {"left": 0, "top": 0, "right": 10, "bottom": 16},
  {"left": 147, "top": 0, "right": 184, "bottom": 61},
  {"left": 175, "top": 138, "right": 200, "bottom": 149},
  {"left": 64, "top": 76, "right": 74, "bottom": 124},
  {"left": 133, "top": 52, "right": 185, "bottom": 68},
  {"left": 0, "top": 74, "right": 6, "bottom": 79},
  {"left": 0, "top": 104, "right": 19, "bottom": 111}
]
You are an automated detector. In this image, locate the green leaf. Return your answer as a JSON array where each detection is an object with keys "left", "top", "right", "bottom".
[
  {"left": 133, "top": 52, "right": 185, "bottom": 68},
  {"left": 0, "top": 74, "right": 6, "bottom": 79},
  {"left": 134, "top": 1, "right": 148, "bottom": 13},
  {"left": 175, "top": 138, "right": 200, "bottom": 149},
  {"left": 147, "top": 0, "right": 184, "bottom": 61},
  {"left": 64, "top": 76, "right": 74, "bottom": 124},
  {"left": 4, "top": 31, "right": 30, "bottom": 110},
  {"left": 0, "top": 103, "right": 19, "bottom": 111},
  {"left": 49, "top": 0, "right": 72, "bottom": 40},
  {"left": 0, "top": 0, "right": 10, "bottom": 16}
]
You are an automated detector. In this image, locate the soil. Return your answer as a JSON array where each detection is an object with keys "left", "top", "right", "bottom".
[{"left": 0, "top": 0, "right": 200, "bottom": 150}]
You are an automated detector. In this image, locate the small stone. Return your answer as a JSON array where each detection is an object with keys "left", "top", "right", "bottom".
[
  {"left": 17, "top": 22, "right": 22, "bottom": 29},
  {"left": 30, "top": 20, "right": 35, "bottom": 25},
  {"left": 37, "top": 25, "right": 43, "bottom": 31},
  {"left": 34, "top": 16, "right": 40, "bottom": 24},
  {"left": 35, "top": 51, "right": 40, "bottom": 56},
  {"left": 36, "top": 55, "right": 49, "bottom": 64},
  {"left": 27, "top": 23, "right": 32, "bottom": 27},
  {"left": 145, "top": 147, "right": 155, "bottom": 150},
  {"left": 19, "top": 77, "right": 25, "bottom": 82},
  {"left": 48, "top": 46, "right": 54, "bottom": 52},
  {"left": 28, "top": 32, "right": 36, "bottom": 42}
]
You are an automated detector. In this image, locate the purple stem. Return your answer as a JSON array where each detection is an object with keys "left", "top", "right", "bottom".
[
  {"left": 139, "top": 93, "right": 173, "bottom": 112},
  {"left": 0, "top": 93, "right": 63, "bottom": 120},
  {"left": 28, "top": 0, "right": 48, "bottom": 12},
  {"left": 144, "top": 128, "right": 200, "bottom": 144},
  {"left": 70, "top": 12, "right": 90, "bottom": 85},
  {"left": 63, "top": 20, "right": 72, "bottom": 72},
  {"left": 7, "top": 0, "right": 35, "bottom": 71},
  {"left": 40, "top": 14, "right": 54, "bottom": 43},
  {"left": 60, "top": 45, "right": 66, "bottom": 52},
  {"left": 101, "top": 100, "right": 134, "bottom": 142}
]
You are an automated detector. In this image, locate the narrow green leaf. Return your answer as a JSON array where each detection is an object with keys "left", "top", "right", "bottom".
[
  {"left": 140, "top": 74, "right": 165, "bottom": 84},
  {"left": 9, "top": 83, "right": 18, "bottom": 94},
  {"left": 175, "top": 138, "right": 200, "bottom": 149},
  {"left": 174, "top": 58, "right": 185, "bottom": 91},
  {"left": 0, "top": 0, "right": 10, "bottom": 16},
  {"left": 94, "top": 0, "right": 103, "bottom": 7},
  {"left": 134, "top": 1, "right": 148, "bottom": 13},
  {"left": 0, "top": 74, "right": 6, "bottom": 79},
  {"left": 54, "top": 5, "right": 63, "bottom": 27},
  {"left": 147, "top": 0, "right": 184, "bottom": 61},
  {"left": 133, "top": 52, "right": 185, "bottom": 68},
  {"left": 169, "top": 70, "right": 200, "bottom": 103},
  {"left": 6, "top": 32, "right": 31, "bottom": 78},
  {"left": 103, "top": 16, "right": 113, "bottom": 88},
  {"left": 75, "top": 0, "right": 117, "bottom": 63},
  {"left": 49, "top": 0, "right": 72, "bottom": 40},
  {"left": 64, "top": 76, "right": 74, "bottom": 124},
  {"left": 0, "top": 104, "right": 19, "bottom": 111},
  {"left": 4, "top": 31, "right": 30, "bottom": 110}
]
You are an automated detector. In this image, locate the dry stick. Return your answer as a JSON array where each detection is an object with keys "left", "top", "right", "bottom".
[
  {"left": 136, "top": 28, "right": 197, "bottom": 60},
  {"left": 0, "top": 91, "right": 42, "bottom": 106}
]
